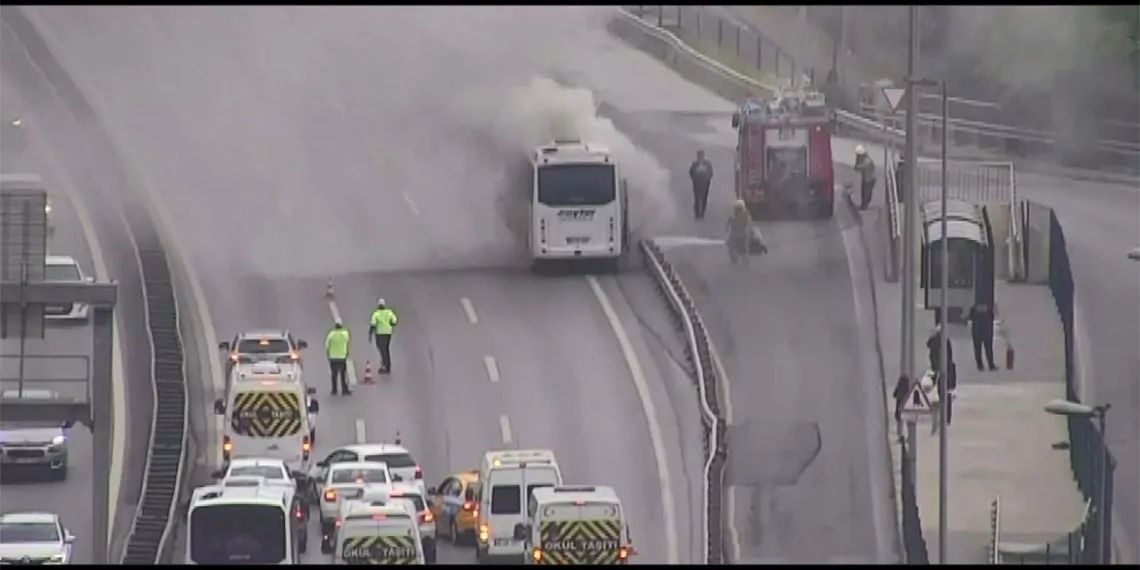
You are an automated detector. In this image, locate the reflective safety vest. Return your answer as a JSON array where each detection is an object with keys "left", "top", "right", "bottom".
[
  {"left": 370, "top": 308, "right": 398, "bottom": 335},
  {"left": 325, "top": 328, "right": 351, "bottom": 359}
]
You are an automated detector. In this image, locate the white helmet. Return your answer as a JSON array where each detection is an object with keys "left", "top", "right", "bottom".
[
  {"left": 854, "top": 145, "right": 866, "bottom": 155},
  {"left": 377, "top": 298, "right": 386, "bottom": 306}
]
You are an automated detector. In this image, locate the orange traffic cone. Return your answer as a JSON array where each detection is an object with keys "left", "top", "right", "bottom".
[
  {"left": 326, "top": 277, "right": 335, "bottom": 299},
  {"left": 362, "top": 361, "right": 375, "bottom": 385}
]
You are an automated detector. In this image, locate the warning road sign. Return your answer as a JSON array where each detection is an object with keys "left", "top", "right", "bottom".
[
  {"left": 900, "top": 374, "right": 936, "bottom": 422},
  {"left": 881, "top": 87, "right": 907, "bottom": 114}
]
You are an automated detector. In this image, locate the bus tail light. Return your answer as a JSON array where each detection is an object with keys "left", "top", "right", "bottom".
[
  {"left": 608, "top": 216, "right": 615, "bottom": 243},
  {"left": 619, "top": 545, "right": 630, "bottom": 560},
  {"left": 324, "top": 489, "right": 337, "bottom": 502},
  {"left": 532, "top": 547, "right": 544, "bottom": 562},
  {"left": 478, "top": 524, "right": 489, "bottom": 543},
  {"left": 302, "top": 435, "right": 311, "bottom": 458},
  {"left": 222, "top": 436, "right": 233, "bottom": 459}
]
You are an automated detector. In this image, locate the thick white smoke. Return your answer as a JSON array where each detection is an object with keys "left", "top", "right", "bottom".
[{"left": 23, "top": 6, "right": 675, "bottom": 277}]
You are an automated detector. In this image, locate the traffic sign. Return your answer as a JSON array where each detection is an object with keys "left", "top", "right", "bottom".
[
  {"left": 881, "top": 87, "right": 907, "bottom": 114},
  {"left": 900, "top": 374, "right": 936, "bottom": 422}
]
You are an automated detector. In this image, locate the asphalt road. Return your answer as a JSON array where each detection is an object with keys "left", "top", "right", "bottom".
[
  {"left": 558, "top": 29, "right": 897, "bottom": 564},
  {"left": 11, "top": 6, "right": 709, "bottom": 565},
  {"left": 0, "top": 89, "right": 97, "bottom": 562}
]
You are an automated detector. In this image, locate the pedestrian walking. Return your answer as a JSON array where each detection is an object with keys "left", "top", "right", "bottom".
[
  {"left": 926, "top": 324, "right": 955, "bottom": 378},
  {"left": 689, "top": 149, "right": 713, "bottom": 220},
  {"left": 968, "top": 301, "right": 999, "bottom": 371},
  {"left": 325, "top": 318, "right": 351, "bottom": 396},
  {"left": 892, "top": 374, "right": 910, "bottom": 438},
  {"left": 368, "top": 298, "right": 399, "bottom": 374}
]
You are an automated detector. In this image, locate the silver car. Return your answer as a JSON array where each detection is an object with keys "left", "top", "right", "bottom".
[
  {"left": 0, "top": 421, "right": 69, "bottom": 481},
  {"left": 0, "top": 512, "right": 74, "bottom": 565},
  {"left": 43, "top": 256, "right": 93, "bottom": 321}
]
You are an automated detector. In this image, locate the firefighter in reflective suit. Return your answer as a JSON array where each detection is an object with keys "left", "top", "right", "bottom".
[{"left": 726, "top": 200, "right": 766, "bottom": 264}]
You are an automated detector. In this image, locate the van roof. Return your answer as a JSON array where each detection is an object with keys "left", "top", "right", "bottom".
[
  {"left": 191, "top": 477, "right": 294, "bottom": 508},
  {"left": 532, "top": 485, "right": 621, "bottom": 506},
  {"left": 232, "top": 361, "right": 303, "bottom": 382},
  {"left": 343, "top": 501, "right": 416, "bottom": 521},
  {"left": 482, "top": 449, "right": 557, "bottom": 469}
]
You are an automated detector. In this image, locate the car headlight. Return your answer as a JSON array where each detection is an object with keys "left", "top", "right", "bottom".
[
  {"left": 44, "top": 204, "right": 52, "bottom": 215},
  {"left": 52, "top": 435, "right": 66, "bottom": 446}
]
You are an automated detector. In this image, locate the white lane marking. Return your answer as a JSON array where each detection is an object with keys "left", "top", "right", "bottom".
[
  {"left": 402, "top": 192, "right": 420, "bottom": 216},
  {"left": 14, "top": 100, "right": 128, "bottom": 544},
  {"left": 483, "top": 355, "right": 500, "bottom": 384},
  {"left": 499, "top": 414, "right": 513, "bottom": 445},
  {"left": 585, "top": 275, "right": 679, "bottom": 565},
  {"left": 461, "top": 297, "right": 479, "bottom": 325},
  {"left": 327, "top": 299, "right": 359, "bottom": 386},
  {"left": 705, "top": 339, "right": 739, "bottom": 563},
  {"left": 355, "top": 419, "right": 367, "bottom": 445}
]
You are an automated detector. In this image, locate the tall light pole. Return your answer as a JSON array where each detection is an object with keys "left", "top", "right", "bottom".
[
  {"left": 901, "top": 4, "right": 921, "bottom": 482},
  {"left": 1045, "top": 399, "right": 1112, "bottom": 564},
  {"left": 910, "top": 74, "right": 949, "bottom": 563}
]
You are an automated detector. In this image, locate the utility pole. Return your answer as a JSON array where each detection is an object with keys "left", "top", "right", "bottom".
[{"left": 901, "top": 4, "right": 921, "bottom": 477}]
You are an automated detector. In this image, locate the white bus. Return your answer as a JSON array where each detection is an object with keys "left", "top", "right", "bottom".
[
  {"left": 186, "top": 476, "right": 309, "bottom": 564},
  {"left": 528, "top": 140, "right": 629, "bottom": 271}
]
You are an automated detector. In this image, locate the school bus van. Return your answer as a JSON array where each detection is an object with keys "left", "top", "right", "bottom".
[
  {"left": 214, "top": 361, "right": 318, "bottom": 472},
  {"left": 516, "top": 486, "right": 633, "bottom": 565},
  {"left": 476, "top": 449, "right": 563, "bottom": 563},
  {"left": 334, "top": 500, "right": 425, "bottom": 565}
]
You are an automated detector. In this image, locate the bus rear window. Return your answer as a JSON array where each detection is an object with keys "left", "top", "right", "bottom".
[
  {"left": 189, "top": 504, "right": 287, "bottom": 564},
  {"left": 490, "top": 485, "right": 521, "bottom": 514},
  {"left": 537, "top": 164, "right": 616, "bottom": 206}
]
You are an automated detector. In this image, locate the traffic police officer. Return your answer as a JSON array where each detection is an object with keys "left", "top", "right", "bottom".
[
  {"left": 325, "top": 318, "right": 351, "bottom": 396},
  {"left": 369, "top": 299, "right": 399, "bottom": 374}
]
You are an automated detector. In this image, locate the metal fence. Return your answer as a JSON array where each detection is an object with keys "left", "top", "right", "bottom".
[
  {"left": 624, "top": 6, "right": 800, "bottom": 86},
  {"left": 1040, "top": 207, "right": 1116, "bottom": 564}
]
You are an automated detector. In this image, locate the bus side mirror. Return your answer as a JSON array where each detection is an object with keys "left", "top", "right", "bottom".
[
  {"left": 731, "top": 112, "right": 740, "bottom": 129},
  {"left": 218, "top": 341, "right": 230, "bottom": 351},
  {"left": 513, "top": 523, "right": 528, "bottom": 542},
  {"left": 213, "top": 399, "right": 225, "bottom": 415},
  {"left": 297, "top": 340, "right": 308, "bottom": 350}
]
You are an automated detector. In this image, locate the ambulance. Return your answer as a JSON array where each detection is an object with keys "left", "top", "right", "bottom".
[
  {"left": 516, "top": 486, "right": 634, "bottom": 565},
  {"left": 476, "top": 449, "right": 563, "bottom": 563},
  {"left": 214, "top": 361, "right": 318, "bottom": 472}
]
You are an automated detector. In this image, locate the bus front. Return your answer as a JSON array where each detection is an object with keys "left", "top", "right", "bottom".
[
  {"left": 187, "top": 499, "right": 295, "bottom": 565},
  {"left": 531, "top": 153, "right": 624, "bottom": 263}
]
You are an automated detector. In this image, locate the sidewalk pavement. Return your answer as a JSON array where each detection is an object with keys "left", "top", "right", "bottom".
[{"left": 862, "top": 206, "right": 1089, "bottom": 563}]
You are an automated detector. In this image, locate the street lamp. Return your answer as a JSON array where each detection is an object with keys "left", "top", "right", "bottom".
[{"left": 1044, "top": 398, "right": 1112, "bottom": 564}]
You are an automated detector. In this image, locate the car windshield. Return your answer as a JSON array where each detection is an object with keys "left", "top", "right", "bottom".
[
  {"left": 237, "top": 338, "right": 291, "bottom": 355},
  {"left": 0, "top": 522, "right": 60, "bottom": 543},
  {"left": 44, "top": 264, "right": 80, "bottom": 282},
  {"left": 331, "top": 468, "right": 388, "bottom": 484},
  {"left": 229, "top": 465, "right": 286, "bottom": 481},
  {"left": 364, "top": 453, "right": 417, "bottom": 469}
]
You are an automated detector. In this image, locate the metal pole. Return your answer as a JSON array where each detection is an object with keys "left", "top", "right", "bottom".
[
  {"left": 938, "top": 82, "right": 950, "bottom": 565},
  {"left": 902, "top": 4, "right": 921, "bottom": 471},
  {"left": 17, "top": 201, "right": 30, "bottom": 396},
  {"left": 91, "top": 306, "right": 115, "bottom": 564},
  {"left": 1097, "top": 407, "right": 1110, "bottom": 565}
]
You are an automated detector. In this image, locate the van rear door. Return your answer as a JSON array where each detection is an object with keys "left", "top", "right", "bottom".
[{"left": 485, "top": 466, "right": 561, "bottom": 553}]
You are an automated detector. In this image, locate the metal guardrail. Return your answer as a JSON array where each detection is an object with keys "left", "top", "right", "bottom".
[
  {"left": 119, "top": 200, "right": 188, "bottom": 564},
  {"left": 988, "top": 495, "right": 1002, "bottom": 564},
  {"left": 639, "top": 240, "right": 728, "bottom": 564}
]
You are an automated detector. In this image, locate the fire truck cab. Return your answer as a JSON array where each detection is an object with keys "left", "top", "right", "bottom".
[{"left": 731, "top": 86, "right": 835, "bottom": 219}]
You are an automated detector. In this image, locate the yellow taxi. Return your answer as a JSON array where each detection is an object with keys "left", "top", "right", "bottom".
[{"left": 425, "top": 469, "right": 482, "bottom": 545}]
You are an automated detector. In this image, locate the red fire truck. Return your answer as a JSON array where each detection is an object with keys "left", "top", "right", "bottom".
[{"left": 731, "top": 87, "right": 835, "bottom": 219}]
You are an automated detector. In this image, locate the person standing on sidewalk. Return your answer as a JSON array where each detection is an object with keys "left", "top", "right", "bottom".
[
  {"left": 689, "top": 149, "right": 713, "bottom": 220},
  {"left": 368, "top": 298, "right": 399, "bottom": 374},
  {"left": 325, "top": 318, "right": 352, "bottom": 396},
  {"left": 854, "top": 145, "right": 877, "bottom": 210},
  {"left": 968, "top": 301, "right": 999, "bottom": 371}
]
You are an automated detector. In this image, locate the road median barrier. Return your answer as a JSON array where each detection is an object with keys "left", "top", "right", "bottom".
[{"left": 638, "top": 239, "right": 728, "bottom": 564}]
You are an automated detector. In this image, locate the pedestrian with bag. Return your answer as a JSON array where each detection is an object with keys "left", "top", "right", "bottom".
[{"left": 967, "top": 301, "right": 999, "bottom": 371}]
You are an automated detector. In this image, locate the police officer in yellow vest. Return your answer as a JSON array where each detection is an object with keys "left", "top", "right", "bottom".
[
  {"left": 368, "top": 298, "right": 399, "bottom": 374},
  {"left": 325, "top": 318, "right": 352, "bottom": 396}
]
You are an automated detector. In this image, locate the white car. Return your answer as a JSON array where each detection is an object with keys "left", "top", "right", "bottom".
[
  {"left": 389, "top": 482, "right": 437, "bottom": 564},
  {"left": 213, "top": 457, "right": 303, "bottom": 490},
  {"left": 314, "top": 443, "right": 425, "bottom": 493},
  {"left": 43, "top": 255, "right": 93, "bottom": 321},
  {"left": 312, "top": 461, "right": 394, "bottom": 543},
  {"left": 0, "top": 512, "right": 74, "bottom": 565}
]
